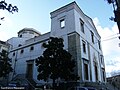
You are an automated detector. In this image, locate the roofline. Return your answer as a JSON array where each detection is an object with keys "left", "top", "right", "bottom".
[
  {"left": 50, "top": 1, "right": 76, "bottom": 14},
  {"left": 0, "top": 40, "right": 10, "bottom": 46},
  {"left": 50, "top": 1, "right": 87, "bottom": 19},
  {"left": 85, "top": 15, "right": 101, "bottom": 38}
]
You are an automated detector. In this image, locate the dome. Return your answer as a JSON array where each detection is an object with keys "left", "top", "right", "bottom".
[{"left": 18, "top": 28, "right": 41, "bottom": 38}]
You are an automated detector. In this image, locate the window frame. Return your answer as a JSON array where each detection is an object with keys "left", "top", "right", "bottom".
[
  {"left": 82, "top": 40, "right": 86, "bottom": 53},
  {"left": 102, "top": 68, "right": 105, "bottom": 82},
  {"left": 94, "top": 63, "right": 98, "bottom": 81},
  {"left": 60, "top": 19, "right": 65, "bottom": 28},
  {"left": 91, "top": 31, "right": 94, "bottom": 44},
  {"left": 84, "top": 63, "right": 89, "bottom": 80},
  {"left": 98, "top": 40, "right": 101, "bottom": 50},
  {"left": 83, "top": 59, "right": 89, "bottom": 81},
  {"left": 80, "top": 19, "right": 84, "bottom": 33}
]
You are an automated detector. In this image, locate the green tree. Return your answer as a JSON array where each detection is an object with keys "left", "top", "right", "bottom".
[
  {"left": 0, "top": 0, "right": 18, "bottom": 13},
  {"left": 0, "top": 50, "right": 13, "bottom": 77},
  {"left": 106, "top": 0, "right": 113, "bottom": 4},
  {"left": 105, "top": 0, "right": 120, "bottom": 36},
  {"left": 0, "top": 0, "right": 18, "bottom": 25},
  {"left": 36, "top": 37, "right": 78, "bottom": 89}
]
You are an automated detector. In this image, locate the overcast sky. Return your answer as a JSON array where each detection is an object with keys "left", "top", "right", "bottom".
[{"left": 0, "top": 0, "right": 120, "bottom": 77}]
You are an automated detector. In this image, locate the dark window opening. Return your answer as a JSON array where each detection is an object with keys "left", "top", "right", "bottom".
[
  {"left": 95, "top": 65, "right": 98, "bottom": 81},
  {"left": 18, "top": 44, "right": 22, "bottom": 47},
  {"left": 82, "top": 40, "right": 86, "bottom": 53},
  {"left": 30, "top": 46, "right": 34, "bottom": 51},
  {"left": 26, "top": 64, "right": 33, "bottom": 78},
  {"left": 80, "top": 19, "right": 84, "bottom": 33},
  {"left": 102, "top": 68, "right": 105, "bottom": 82},
  {"left": 100, "top": 55, "right": 104, "bottom": 64},
  {"left": 91, "top": 31, "right": 94, "bottom": 43},
  {"left": 20, "top": 35, "right": 22, "bottom": 38},
  {"left": 98, "top": 40, "right": 101, "bottom": 50},
  {"left": 20, "top": 49, "right": 24, "bottom": 54},
  {"left": 13, "top": 52, "right": 15, "bottom": 56},
  {"left": 84, "top": 63, "right": 89, "bottom": 80}
]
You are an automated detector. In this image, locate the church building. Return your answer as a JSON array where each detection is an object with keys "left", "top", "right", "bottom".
[{"left": 7, "top": 1, "right": 106, "bottom": 87}]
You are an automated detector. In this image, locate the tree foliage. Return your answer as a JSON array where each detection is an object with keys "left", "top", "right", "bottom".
[
  {"left": 0, "top": 0, "right": 18, "bottom": 25},
  {"left": 36, "top": 37, "right": 78, "bottom": 88},
  {"left": 0, "top": 50, "right": 13, "bottom": 77},
  {"left": 0, "top": 0, "right": 18, "bottom": 13},
  {"left": 106, "top": 0, "right": 113, "bottom": 4}
]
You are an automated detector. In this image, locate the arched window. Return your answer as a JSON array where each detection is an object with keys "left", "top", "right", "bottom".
[
  {"left": 30, "top": 46, "right": 34, "bottom": 51},
  {"left": 20, "top": 49, "right": 24, "bottom": 54}
]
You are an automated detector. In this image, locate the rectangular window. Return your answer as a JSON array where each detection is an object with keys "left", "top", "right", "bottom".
[
  {"left": 84, "top": 63, "right": 89, "bottom": 80},
  {"left": 102, "top": 68, "right": 105, "bottom": 82},
  {"left": 82, "top": 40, "right": 86, "bottom": 53},
  {"left": 91, "top": 31, "right": 94, "bottom": 43},
  {"left": 26, "top": 64, "right": 33, "bottom": 78},
  {"left": 26, "top": 60, "right": 34, "bottom": 78},
  {"left": 94, "top": 65, "right": 98, "bottom": 81},
  {"left": 80, "top": 19, "right": 84, "bottom": 33},
  {"left": 98, "top": 40, "right": 101, "bottom": 50},
  {"left": 100, "top": 55, "right": 104, "bottom": 65},
  {"left": 60, "top": 19, "right": 65, "bottom": 28}
]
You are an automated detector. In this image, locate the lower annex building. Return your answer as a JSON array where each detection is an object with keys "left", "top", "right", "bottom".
[{"left": 7, "top": 1, "right": 106, "bottom": 86}]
